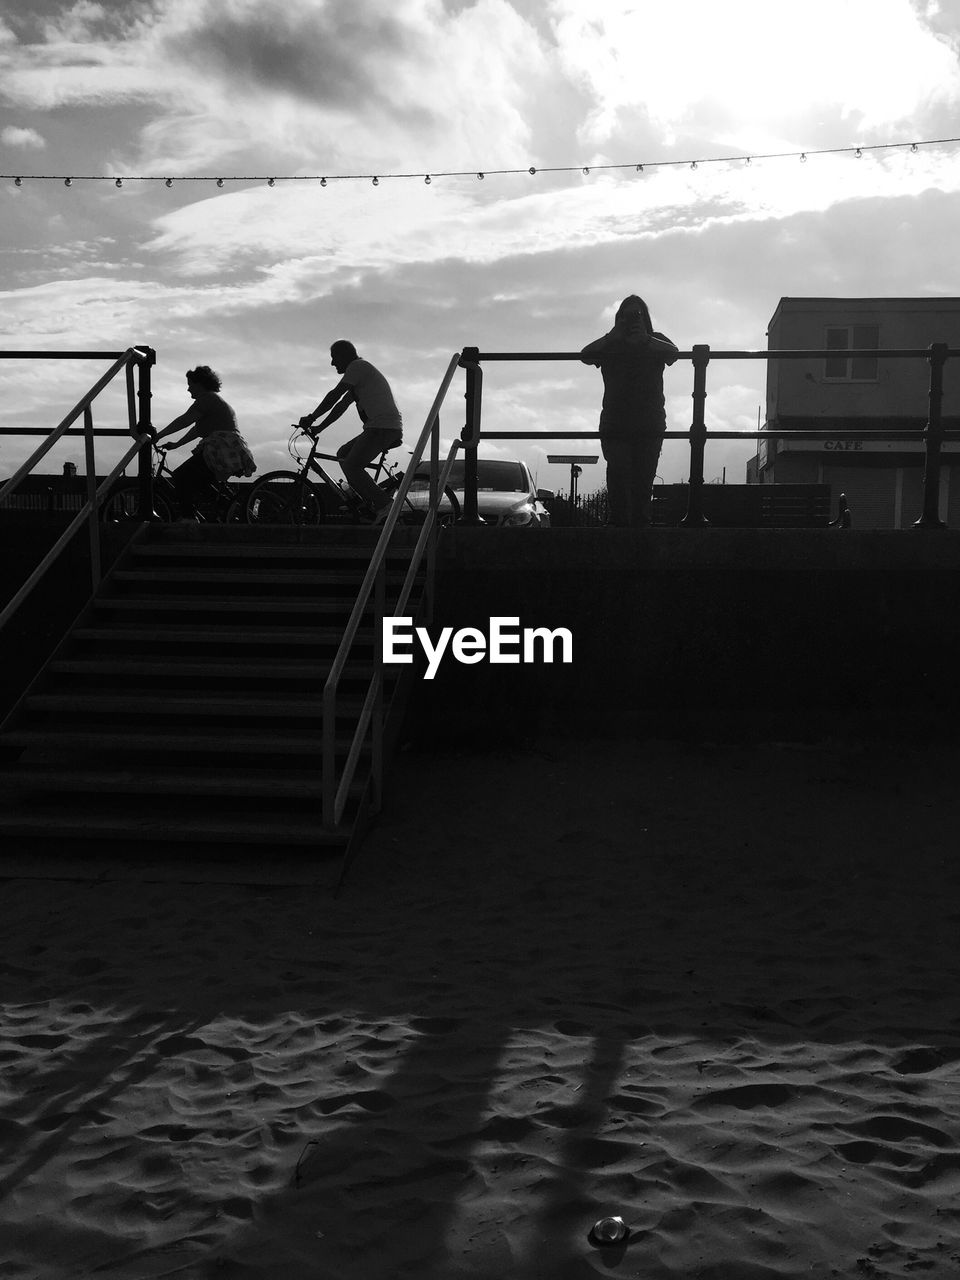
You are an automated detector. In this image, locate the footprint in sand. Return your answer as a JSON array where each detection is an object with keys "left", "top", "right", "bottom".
[
  {"left": 317, "top": 1089, "right": 394, "bottom": 1114},
  {"left": 693, "top": 1083, "right": 799, "bottom": 1110},
  {"left": 408, "top": 1016, "right": 464, "bottom": 1034},
  {"left": 843, "top": 1115, "right": 952, "bottom": 1148}
]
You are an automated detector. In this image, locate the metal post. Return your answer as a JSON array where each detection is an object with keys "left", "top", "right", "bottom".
[
  {"left": 83, "top": 404, "right": 101, "bottom": 588},
  {"left": 459, "top": 347, "right": 482, "bottom": 524},
  {"left": 134, "top": 347, "right": 157, "bottom": 519},
  {"left": 371, "top": 561, "right": 385, "bottom": 813},
  {"left": 681, "top": 344, "right": 711, "bottom": 527},
  {"left": 915, "top": 342, "right": 948, "bottom": 529}
]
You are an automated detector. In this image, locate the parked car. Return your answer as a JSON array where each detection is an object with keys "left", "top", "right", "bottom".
[{"left": 407, "top": 457, "right": 551, "bottom": 527}]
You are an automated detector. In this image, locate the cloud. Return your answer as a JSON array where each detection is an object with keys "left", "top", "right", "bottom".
[
  {"left": 1, "top": 0, "right": 554, "bottom": 176},
  {"left": 141, "top": 141, "right": 960, "bottom": 289},
  {"left": 1, "top": 125, "right": 46, "bottom": 148},
  {"left": 551, "top": 0, "right": 960, "bottom": 151}
]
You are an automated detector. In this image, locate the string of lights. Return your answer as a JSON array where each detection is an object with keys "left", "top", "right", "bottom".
[{"left": 2, "top": 135, "right": 957, "bottom": 188}]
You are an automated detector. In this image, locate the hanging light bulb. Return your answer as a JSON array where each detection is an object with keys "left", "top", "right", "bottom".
[
  {"left": 855, "top": 147, "right": 862, "bottom": 158},
  {"left": 690, "top": 160, "right": 698, "bottom": 170},
  {"left": 115, "top": 177, "right": 122, "bottom": 187},
  {"left": 528, "top": 166, "right": 537, "bottom": 175},
  {"left": 582, "top": 166, "right": 590, "bottom": 175},
  {"left": 64, "top": 177, "right": 72, "bottom": 186},
  {"left": 372, "top": 176, "right": 379, "bottom": 185},
  {"left": 635, "top": 163, "right": 643, "bottom": 172},
  {"left": 744, "top": 156, "right": 752, "bottom": 166},
  {"left": 910, "top": 143, "right": 919, "bottom": 153},
  {"left": 424, "top": 174, "right": 431, "bottom": 184},
  {"left": 320, "top": 177, "right": 326, "bottom": 186},
  {"left": 477, "top": 172, "right": 484, "bottom": 179},
  {"left": 268, "top": 177, "right": 275, "bottom": 187},
  {"left": 14, "top": 176, "right": 22, "bottom": 186},
  {"left": 800, "top": 152, "right": 807, "bottom": 163},
  {"left": 216, "top": 177, "right": 224, "bottom": 187},
  {"left": 164, "top": 177, "right": 173, "bottom": 187}
]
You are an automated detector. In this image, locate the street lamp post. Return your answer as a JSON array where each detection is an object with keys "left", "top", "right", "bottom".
[{"left": 547, "top": 454, "right": 598, "bottom": 520}]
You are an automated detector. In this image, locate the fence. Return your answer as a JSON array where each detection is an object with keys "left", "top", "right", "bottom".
[
  {"left": 457, "top": 343, "right": 959, "bottom": 528},
  {"left": 0, "top": 347, "right": 156, "bottom": 634}
]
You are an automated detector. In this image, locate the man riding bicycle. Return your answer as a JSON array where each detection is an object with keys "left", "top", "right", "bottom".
[{"left": 299, "top": 340, "right": 403, "bottom": 524}]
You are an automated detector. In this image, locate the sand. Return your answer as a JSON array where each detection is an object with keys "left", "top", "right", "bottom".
[{"left": 2, "top": 738, "right": 960, "bottom": 1279}]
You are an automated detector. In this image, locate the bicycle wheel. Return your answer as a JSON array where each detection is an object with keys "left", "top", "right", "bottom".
[
  {"left": 245, "top": 471, "right": 324, "bottom": 525},
  {"left": 195, "top": 481, "right": 245, "bottom": 523},
  {"left": 100, "top": 480, "right": 174, "bottom": 522}
]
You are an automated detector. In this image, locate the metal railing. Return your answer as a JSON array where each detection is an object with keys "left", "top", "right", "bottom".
[
  {"left": 322, "top": 352, "right": 464, "bottom": 829},
  {"left": 458, "top": 343, "right": 960, "bottom": 528},
  {"left": 0, "top": 347, "right": 156, "bottom": 635}
]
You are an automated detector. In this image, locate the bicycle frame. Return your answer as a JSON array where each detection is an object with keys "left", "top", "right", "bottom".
[{"left": 291, "top": 428, "right": 403, "bottom": 516}]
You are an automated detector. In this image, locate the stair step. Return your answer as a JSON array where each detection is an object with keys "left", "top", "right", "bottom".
[
  {"left": 94, "top": 595, "right": 375, "bottom": 614},
  {"left": 0, "top": 764, "right": 352, "bottom": 800},
  {"left": 71, "top": 625, "right": 375, "bottom": 645},
  {"left": 49, "top": 657, "right": 378, "bottom": 680},
  {"left": 0, "top": 808, "right": 349, "bottom": 846},
  {"left": 2, "top": 729, "right": 364, "bottom": 755},
  {"left": 24, "top": 693, "right": 364, "bottom": 718},
  {"left": 113, "top": 569, "right": 421, "bottom": 587},
  {"left": 131, "top": 543, "right": 413, "bottom": 562}
]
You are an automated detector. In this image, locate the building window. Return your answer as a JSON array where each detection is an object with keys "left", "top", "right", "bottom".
[{"left": 824, "top": 325, "right": 879, "bottom": 381}]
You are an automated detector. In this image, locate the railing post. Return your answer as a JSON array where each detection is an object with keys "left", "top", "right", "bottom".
[
  {"left": 459, "top": 347, "right": 482, "bottom": 524},
  {"left": 915, "top": 342, "right": 948, "bottom": 529},
  {"left": 371, "top": 561, "right": 385, "bottom": 814},
  {"left": 83, "top": 404, "right": 101, "bottom": 588},
  {"left": 425, "top": 413, "right": 439, "bottom": 624},
  {"left": 681, "top": 343, "right": 710, "bottom": 527},
  {"left": 134, "top": 346, "right": 157, "bottom": 519}
]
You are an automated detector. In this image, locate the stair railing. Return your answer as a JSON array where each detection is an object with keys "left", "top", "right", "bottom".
[
  {"left": 0, "top": 347, "right": 156, "bottom": 636},
  {"left": 322, "top": 352, "right": 464, "bottom": 829}
]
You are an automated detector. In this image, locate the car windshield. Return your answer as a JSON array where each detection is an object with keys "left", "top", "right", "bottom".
[{"left": 410, "top": 460, "right": 527, "bottom": 492}]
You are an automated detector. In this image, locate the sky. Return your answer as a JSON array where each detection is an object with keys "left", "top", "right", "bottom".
[{"left": 1, "top": 0, "right": 960, "bottom": 494}]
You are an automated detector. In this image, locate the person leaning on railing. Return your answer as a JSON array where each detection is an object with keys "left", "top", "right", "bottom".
[
  {"left": 580, "top": 295, "right": 679, "bottom": 528},
  {"left": 153, "top": 365, "right": 257, "bottom": 520}
]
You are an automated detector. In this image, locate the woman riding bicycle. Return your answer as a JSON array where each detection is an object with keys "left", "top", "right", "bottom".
[{"left": 154, "top": 366, "right": 257, "bottom": 520}]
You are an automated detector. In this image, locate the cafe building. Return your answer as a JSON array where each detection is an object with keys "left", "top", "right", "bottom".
[{"left": 748, "top": 297, "right": 960, "bottom": 527}]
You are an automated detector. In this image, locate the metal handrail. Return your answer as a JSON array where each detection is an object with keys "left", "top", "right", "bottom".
[
  {"left": 0, "top": 347, "right": 155, "bottom": 636},
  {"left": 0, "top": 434, "right": 149, "bottom": 632},
  {"left": 0, "top": 350, "right": 136, "bottom": 505},
  {"left": 459, "top": 343, "right": 959, "bottom": 529},
  {"left": 322, "top": 352, "right": 463, "bottom": 829}
]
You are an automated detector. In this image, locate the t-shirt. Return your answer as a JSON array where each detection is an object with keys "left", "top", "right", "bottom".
[
  {"left": 194, "top": 391, "right": 238, "bottom": 436},
  {"left": 343, "top": 358, "right": 403, "bottom": 432},
  {"left": 589, "top": 332, "right": 678, "bottom": 438}
]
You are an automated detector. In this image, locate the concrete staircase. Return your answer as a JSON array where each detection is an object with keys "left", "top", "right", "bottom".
[{"left": 0, "top": 523, "right": 422, "bottom": 861}]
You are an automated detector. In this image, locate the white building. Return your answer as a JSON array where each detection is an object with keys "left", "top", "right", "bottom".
[{"left": 749, "top": 297, "right": 960, "bottom": 527}]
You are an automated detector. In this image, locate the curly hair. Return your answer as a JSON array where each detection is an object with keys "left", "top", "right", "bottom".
[{"left": 186, "top": 365, "right": 222, "bottom": 392}]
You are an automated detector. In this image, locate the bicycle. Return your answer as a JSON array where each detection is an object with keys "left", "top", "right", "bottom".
[
  {"left": 100, "top": 444, "right": 247, "bottom": 523},
  {"left": 245, "top": 426, "right": 461, "bottom": 526}
]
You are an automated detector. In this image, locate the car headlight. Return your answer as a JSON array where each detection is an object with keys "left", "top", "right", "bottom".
[{"left": 503, "top": 502, "right": 536, "bottom": 527}]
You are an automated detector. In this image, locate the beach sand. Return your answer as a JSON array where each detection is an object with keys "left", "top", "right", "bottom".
[{"left": 2, "top": 738, "right": 960, "bottom": 1279}]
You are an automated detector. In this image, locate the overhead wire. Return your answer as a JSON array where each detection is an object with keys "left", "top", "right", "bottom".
[{"left": 2, "top": 135, "right": 954, "bottom": 188}]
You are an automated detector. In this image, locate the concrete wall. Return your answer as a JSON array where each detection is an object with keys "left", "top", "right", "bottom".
[
  {"left": 411, "top": 527, "right": 960, "bottom": 743},
  {"left": 0, "top": 519, "right": 132, "bottom": 719},
  {"left": 765, "top": 297, "right": 960, "bottom": 421}
]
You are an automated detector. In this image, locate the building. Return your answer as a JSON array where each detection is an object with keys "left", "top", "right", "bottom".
[{"left": 749, "top": 297, "right": 960, "bottom": 527}]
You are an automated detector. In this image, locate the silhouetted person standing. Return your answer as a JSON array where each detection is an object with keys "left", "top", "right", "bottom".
[
  {"left": 299, "top": 340, "right": 403, "bottom": 523},
  {"left": 581, "top": 297, "right": 678, "bottom": 527}
]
